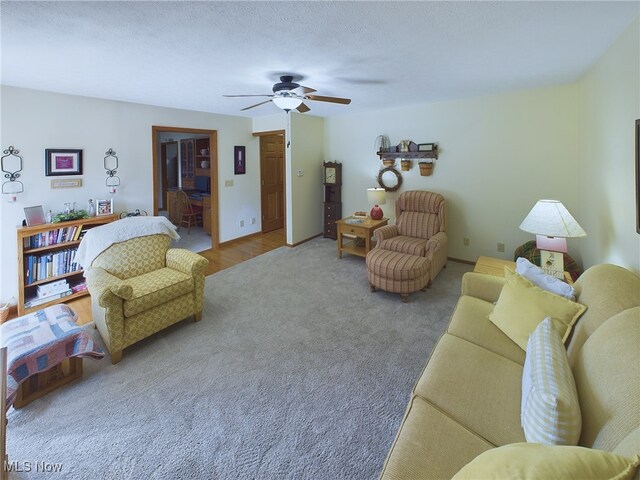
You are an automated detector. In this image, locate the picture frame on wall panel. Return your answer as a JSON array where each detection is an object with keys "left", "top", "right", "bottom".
[
  {"left": 95, "top": 198, "right": 114, "bottom": 216},
  {"left": 45, "top": 149, "right": 83, "bottom": 176},
  {"left": 234, "top": 146, "right": 246, "bottom": 175}
]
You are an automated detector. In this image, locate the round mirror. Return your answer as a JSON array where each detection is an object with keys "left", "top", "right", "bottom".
[{"left": 377, "top": 166, "right": 403, "bottom": 192}]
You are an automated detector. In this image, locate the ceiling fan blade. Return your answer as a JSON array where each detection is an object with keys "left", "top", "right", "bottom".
[
  {"left": 305, "top": 94, "right": 351, "bottom": 105},
  {"left": 293, "top": 86, "right": 316, "bottom": 95},
  {"left": 241, "top": 100, "right": 273, "bottom": 111},
  {"left": 223, "top": 94, "right": 273, "bottom": 98},
  {"left": 296, "top": 103, "right": 310, "bottom": 113}
]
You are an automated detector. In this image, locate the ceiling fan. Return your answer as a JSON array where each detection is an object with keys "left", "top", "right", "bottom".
[{"left": 224, "top": 75, "right": 351, "bottom": 113}]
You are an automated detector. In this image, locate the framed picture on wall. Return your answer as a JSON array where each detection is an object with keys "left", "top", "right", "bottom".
[
  {"left": 234, "top": 146, "right": 246, "bottom": 175},
  {"left": 95, "top": 198, "right": 114, "bottom": 216},
  {"left": 45, "top": 149, "right": 83, "bottom": 176}
]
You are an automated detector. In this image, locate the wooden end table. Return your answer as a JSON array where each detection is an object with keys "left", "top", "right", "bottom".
[
  {"left": 474, "top": 255, "right": 573, "bottom": 285},
  {"left": 336, "top": 217, "right": 388, "bottom": 258}
]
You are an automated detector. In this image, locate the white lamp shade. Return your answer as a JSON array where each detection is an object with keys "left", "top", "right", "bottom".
[
  {"left": 367, "top": 187, "right": 386, "bottom": 205},
  {"left": 272, "top": 96, "right": 302, "bottom": 110},
  {"left": 519, "top": 199, "right": 586, "bottom": 238}
]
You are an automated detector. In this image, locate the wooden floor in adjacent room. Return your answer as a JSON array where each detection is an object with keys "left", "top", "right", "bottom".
[{"left": 67, "top": 228, "right": 286, "bottom": 325}]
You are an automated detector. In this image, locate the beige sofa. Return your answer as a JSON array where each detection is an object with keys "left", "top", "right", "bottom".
[{"left": 380, "top": 264, "right": 640, "bottom": 479}]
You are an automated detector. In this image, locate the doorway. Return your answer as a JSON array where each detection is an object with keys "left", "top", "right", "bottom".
[
  {"left": 258, "top": 132, "right": 285, "bottom": 233},
  {"left": 152, "top": 126, "right": 219, "bottom": 251}
]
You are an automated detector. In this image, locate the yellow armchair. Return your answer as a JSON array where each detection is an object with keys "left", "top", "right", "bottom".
[{"left": 85, "top": 234, "right": 208, "bottom": 364}]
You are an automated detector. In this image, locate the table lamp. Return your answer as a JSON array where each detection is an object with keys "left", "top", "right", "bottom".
[
  {"left": 519, "top": 199, "right": 586, "bottom": 278},
  {"left": 367, "top": 188, "right": 386, "bottom": 220}
]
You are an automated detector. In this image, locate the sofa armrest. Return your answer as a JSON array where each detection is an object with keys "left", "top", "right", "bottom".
[
  {"left": 374, "top": 224, "right": 399, "bottom": 243},
  {"left": 425, "top": 231, "right": 447, "bottom": 257},
  {"left": 461, "top": 272, "right": 505, "bottom": 303},
  {"left": 85, "top": 267, "right": 133, "bottom": 307},
  {"left": 166, "top": 248, "right": 209, "bottom": 276}
]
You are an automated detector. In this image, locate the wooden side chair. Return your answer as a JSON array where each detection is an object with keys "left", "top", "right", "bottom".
[{"left": 177, "top": 190, "right": 203, "bottom": 234}]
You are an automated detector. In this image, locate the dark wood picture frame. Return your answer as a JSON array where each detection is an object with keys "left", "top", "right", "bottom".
[
  {"left": 45, "top": 149, "right": 83, "bottom": 176},
  {"left": 636, "top": 119, "right": 639, "bottom": 234},
  {"left": 234, "top": 146, "right": 246, "bottom": 175}
]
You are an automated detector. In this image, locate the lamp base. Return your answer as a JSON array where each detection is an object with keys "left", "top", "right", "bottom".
[
  {"left": 370, "top": 205, "right": 383, "bottom": 220},
  {"left": 539, "top": 249, "right": 565, "bottom": 279}
]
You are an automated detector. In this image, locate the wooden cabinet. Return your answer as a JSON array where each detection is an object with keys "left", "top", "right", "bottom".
[
  {"left": 16, "top": 215, "right": 117, "bottom": 315},
  {"left": 202, "top": 196, "right": 211, "bottom": 235},
  {"left": 323, "top": 162, "right": 342, "bottom": 240},
  {"left": 167, "top": 190, "right": 179, "bottom": 224}
]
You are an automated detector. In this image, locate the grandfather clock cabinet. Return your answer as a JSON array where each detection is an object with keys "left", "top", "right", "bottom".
[{"left": 322, "top": 162, "right": 342, "bottom": 240}]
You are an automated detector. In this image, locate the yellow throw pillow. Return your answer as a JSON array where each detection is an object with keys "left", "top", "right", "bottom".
[
  {"left": 452, "top": 443, "right": 640, "bottom": 480},
  {"left": 488, "top": 268, "right": 586, "bottom": 350}
]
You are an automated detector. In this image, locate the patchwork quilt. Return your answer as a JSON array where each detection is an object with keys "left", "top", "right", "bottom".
[{"left": 1, "top": 304, "right": 104, "bottom": 409}]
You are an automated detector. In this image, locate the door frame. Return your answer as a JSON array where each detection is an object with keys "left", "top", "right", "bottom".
[
  {"left": 152, "top": 126, "right": 219, "bottom": 248},
  {"left": 253, "top": 130, "right": 286, "bottom": 234}
]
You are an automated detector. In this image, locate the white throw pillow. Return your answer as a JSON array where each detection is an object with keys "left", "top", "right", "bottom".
[
  {"left": 521, "top": 317, "right": 581, "bottom": 445},
  {"left": 516, "top": 257, "right": 575, "bottom": 300}
]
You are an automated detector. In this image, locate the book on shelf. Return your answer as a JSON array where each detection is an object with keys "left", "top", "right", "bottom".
[
  {"left": 37, "top": 279, "right": 70, "bottom": 298},
  {"left": 24, "top": 289, "right": 72, "bottom": 309}
]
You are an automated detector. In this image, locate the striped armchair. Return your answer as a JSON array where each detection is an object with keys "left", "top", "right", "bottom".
[{"left": 373, "top": 191, "right": 448, "bottom": 284}]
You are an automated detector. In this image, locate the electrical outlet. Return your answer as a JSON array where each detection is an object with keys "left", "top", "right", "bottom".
[
  {"left": 239, "top": 220, "right": 244, "bottom": 228},
  {"left": 497, "top": 242, "right": 505, "bottom": 253},
  {"left": 251, "top": 218, "right": 256, "bottom": 225},
  {"left": 463, "top": 238, "right": 470, "bottom": 247},
  {"left": 225, "top": 179, "right": 234, "bottom": 187}
]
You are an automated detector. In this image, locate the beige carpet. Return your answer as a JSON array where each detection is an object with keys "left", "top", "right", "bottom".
[{"left": 6, "top": 238, "right": 471, "bottom": 479}]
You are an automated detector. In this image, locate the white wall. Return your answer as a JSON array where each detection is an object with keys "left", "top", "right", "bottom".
[
  {"left": 324, "top": 84, "right": 580, "bottom": 264},
  {"left": 577, "top": 17, "right": 640, "bottom": 273},
  {"left": 0, "top": 86, "right": 260, "bottom": 302},
  {"left": 290, "top": 114, "right": 324, "bottom": 244}
]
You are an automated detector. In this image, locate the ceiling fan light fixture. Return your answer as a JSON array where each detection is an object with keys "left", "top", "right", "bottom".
[{"left": 272, "top": 96, "right": 303, "bottom": 111}]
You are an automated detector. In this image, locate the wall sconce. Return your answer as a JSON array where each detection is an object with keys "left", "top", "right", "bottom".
[
  {"left": 1, "top": 146, "right": 24, "bottom": 202},
  {"left": 104, "top": 148, "right": 120, "bottom": 194}
]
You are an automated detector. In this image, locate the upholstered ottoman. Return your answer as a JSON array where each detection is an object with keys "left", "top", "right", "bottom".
[{"left": 366, "top": 248, "right": 430, "bottom": 302}]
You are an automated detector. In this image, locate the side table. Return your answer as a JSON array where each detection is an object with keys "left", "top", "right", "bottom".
[
  {"left": 336, "top": 217, "right": 388, "bottom": 258},
  {"left": 474, "top": 255, "right": 573, "bottom": 285}
]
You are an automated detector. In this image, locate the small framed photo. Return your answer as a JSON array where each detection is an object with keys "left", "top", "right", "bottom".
[
  {"left": 24, "top": 205, "right": 46, "bottom": 226},
  {"left": 45, "top": 149, "right": 83, "bottom": 176},
  {"left": 417, "top": 143, "right": 435, "bottom": 152},
  {"left": 234, "top": 145, "right": 246, "bottom": 175},
  {"left": 95, "top": 198, "right": 114, "bottom": 216}
]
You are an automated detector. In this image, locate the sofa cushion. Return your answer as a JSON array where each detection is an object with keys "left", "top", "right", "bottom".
[
  {"left": 413, "top": 334, "right": 526, "bottom": 446},
  {"left": 447, "top": 295, "right": 525, "bottom": 365},
  {"left": 488, "top": 268, "right": 586, "bottom": 350},
  {"left": 572, "top": 307, "right": 640, "bottom": 452},
  {"left": 378, "top": 236, "right": 427, "bottom": 256},
  {"left": 123, "top": 267, "right": 193, "bottom": 317},
  {"left": 521, "top": 318, "right": 581, "bottom": 445},
  {"left": 452, "top": 443, "right": 640, "bottom": 480},
  {"left": 516, "top": 257, "right": 575, "bottom": 300},
  {"left": 380, "top": 395, "right": 494, "bottom": 480}
]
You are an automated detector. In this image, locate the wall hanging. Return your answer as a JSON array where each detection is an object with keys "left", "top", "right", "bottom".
[
  {"left": 104, "top": 148, "right": 120, "bottom": 194},
  {"left": 1, "top": 146, "right": 24, "bottom": 202},
  {"left": 45, "top": 149, "right": 82, "bottom": 176}
]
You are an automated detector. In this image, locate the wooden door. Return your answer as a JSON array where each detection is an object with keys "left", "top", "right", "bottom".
[{"left": 260, "top": 134, "right": 285, "bottom": 232}]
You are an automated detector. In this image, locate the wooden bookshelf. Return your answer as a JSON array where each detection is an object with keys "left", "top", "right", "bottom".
[{"left": 16, "top": 215, "right": 117, "bottom": 315}]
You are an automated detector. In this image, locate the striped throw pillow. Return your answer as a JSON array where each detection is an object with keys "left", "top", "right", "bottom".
[{"left": 521, "top": 317, "right": 581, "bottom": 445}]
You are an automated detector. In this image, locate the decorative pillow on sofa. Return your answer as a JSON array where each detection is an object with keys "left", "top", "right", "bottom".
[
  {"left": 452, "top": 443, "right": 640, "bottom": 480},
  {"left": 521, "top": 317, "right": 581, "bottom": 445},
  {"left": 516, "top": 257, "right": 576, "bottom": 300},
  {"left": 488, "top": 268, "right": 586, "bottom": 350}
]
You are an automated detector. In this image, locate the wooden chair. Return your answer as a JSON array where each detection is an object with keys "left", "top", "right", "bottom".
[{"left": 177, "top": 190, "right": 203, "bottom": 234}]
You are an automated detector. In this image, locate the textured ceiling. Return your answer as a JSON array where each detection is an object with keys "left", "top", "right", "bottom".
[{"left": 1, "top": 1, "right": 638, "bottom": 118}]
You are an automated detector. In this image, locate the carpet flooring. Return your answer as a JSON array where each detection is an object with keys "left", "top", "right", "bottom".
[{"left": 6, "top": 238, "right": 471, "bottom": 479}]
